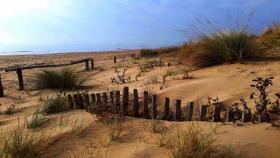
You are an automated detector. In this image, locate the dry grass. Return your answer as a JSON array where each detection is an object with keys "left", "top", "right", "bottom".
[{"left": 0, "top": 126, "right": 46, "bottom": 158}]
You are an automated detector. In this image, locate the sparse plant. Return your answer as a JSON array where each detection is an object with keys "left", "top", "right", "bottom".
[
  {"left": 148, "top": 75, "right": 159, "bottom": 84},
  {"left": 169, "top": 123, "right": 219, "bottom": 158},
  {"left": 42, "top": 95, "right": 70, "bottom": 114},
  {"left": 0, "top": 126, "right": 44, "bottom": 158},
  {"left": 250, "top": 77, "right": 273, "bottom": 121},
  {"left": 34, "top": 67, "right": 86, "bottom": 90},
  {"left": 27, "top": 106, "right": 49, "bottom": 129},
  {"left": 107, "top": 116, "right": 123, "bottom": 142},
  {"left": 148, "top": 119, "right": 166, "bottom": 133}
]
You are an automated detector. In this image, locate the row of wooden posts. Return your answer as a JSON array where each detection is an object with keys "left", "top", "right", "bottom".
[
  {"left": 0, "top": 53, "right": 137, "bottom": 96},
  {"left": 67, "top": 86, "right": 250, "bottom": 122}
]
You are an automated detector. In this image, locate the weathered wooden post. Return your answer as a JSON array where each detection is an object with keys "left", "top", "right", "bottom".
[
  {"left": 152, "top": 95, "right": 157, "bottom": 119},
  {"left": 143, "top": 91, "right": 149, "bottom": 118},
  {"left": 114, "top": 56, "right": 117, "bottom": 64},
  {"left": 77, "top": 94, "right": 85, "bottom": 109},
  {"left": 102, "top": 92, "right": 108, "bottom": 104},
  {"left": 0, "top": 74, "right": 4, "bottom": 97},
  {"left": 91, "top": 93, "right": 96, "bottom": 103},
  {"left": 133, "top": 89, "right": 139, "bottom": 117},
  {"left": 199, "top": 105, "right": 208, "bottom": 121},
  {"left": 212, "top": 105, "right": 222, "bottom": 122},
  {"left": 16, "top": 68, "right": 24, "bottom": 90},
  {"left": 85, "top": 59, "right": 90, "bottom": 71},
  {"left": 90, "top": 59, "right": 94, "bottom": 70},
  {"left": 84, "top": 93, "right": 90, "bottom": 110},
  {"left": 115, "top": 91, "right": 121, "bottom": 113},
  {"left": 174, "top": 99, "right": 182, "bottom": 120},
  {"left": 67, "top": 94, "right": 74, "bottom": 109},
  {"left": 186, "top": 102, "right": 194, "bottom": 121},
  {"left": 241, "top": 111, "right": 250, "bottom": 122},
  {"left": 122, "top": 87, "right": 129, "bottom": 116},
  {"left": 110, "top": 91, "right": 114, "bottom": 107},
  {"left": 226, "top": 107, "right": 233, "bottom": 122},
  {"left": 73, "top": 94, "right": 79, "bottom": 109},
  {"left": 96, "top": 93, "right": 101, "bottom": 112},
  {"left": 163, "top": 97, "right": 170, "bottom": 120}
]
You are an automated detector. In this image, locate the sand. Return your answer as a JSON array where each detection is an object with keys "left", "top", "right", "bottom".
[{"left": 0, "top": 51, "right": 280, "bottom": 158}]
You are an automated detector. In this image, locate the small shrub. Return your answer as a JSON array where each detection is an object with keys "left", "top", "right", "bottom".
[
  {"left": 107, "top": 117, "right": 123, "bottom": 142},
  {"left": 148, "top": 75, "right": 159, "bottom": 84},
  {"left": 170, "top": 123, "right": 218, "bottom": 158},
  {"left": 34, "top": 67, "right": 86, "bottom": 90},
  {"left": 148, "top": 119, "right": 166, "bottom": 133},
  {"left": 0, "top": 126, "right": 43, "bottom": 158},
  {"left": 42, "top": 95, "right": 70, "bottom": 114},
  {"left": 27, "top": 106, "right": 49, "bottom": 129},
  {"left": 140, "top": 49, "right": 158, "bottom": 57}
]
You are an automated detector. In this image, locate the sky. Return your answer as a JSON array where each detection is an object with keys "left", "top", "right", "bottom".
[{"left": 0, "top": 0, "right": 280, "bottom": 54}]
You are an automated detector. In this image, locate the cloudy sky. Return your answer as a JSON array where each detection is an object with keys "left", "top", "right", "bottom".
[{"left": 0, "top": 0, "right": 279, "bottom": 53}]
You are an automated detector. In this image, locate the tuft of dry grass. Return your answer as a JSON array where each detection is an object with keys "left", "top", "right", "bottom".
[{"left": 0, "top": 126, "right": 45, "bottom": 158}]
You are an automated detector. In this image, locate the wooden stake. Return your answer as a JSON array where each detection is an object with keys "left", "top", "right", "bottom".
[
  {"left": 122, "top": 87, "right": 129, "bottom": 115},
  {"left": 90, "top": 59, "right": 94, "bottom": 70},
  {"left": 0, "top": 74, "right": 4, "bottom": 97},
  {"left": 115, "top": 91, "right": 121, "bottom": 113},
  {"left": 133, "top": 89, "right": 139, "bottom": 117},
  {"left": 67, "top": 94, "right": 74, "bottom": 109},
  {"left": 114, "top": 56, "right": 117, "bottom": 63},
  {"left": 174, "top": 99, "right": 182, "bottom": 120},
  {"left": 152, "top": 95, "right": 157, "bottom": 119},
  {"left": 163, "top": 97, "right": 170, "bottom": 120},
  {"left": 16, "top": 68, "right": 24, "bottom": 90},
  {"left": 186, "top": 102, "right": 194, "bottom": 121},
  {"left": 143, "top": 91, "right": 149, "bottom": 119},
  {"left": 199, "top": 105, "right": 208, "bottom": 121},
  {"left": 85, "top": 59, "right": 90, "bottom": 71}
]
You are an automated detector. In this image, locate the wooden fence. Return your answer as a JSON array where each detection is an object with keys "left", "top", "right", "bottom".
[{"left": 67, "top": 86, "right": 252, "bottom": 123}]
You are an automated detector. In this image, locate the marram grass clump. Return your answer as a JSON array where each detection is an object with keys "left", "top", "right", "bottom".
[{"left": 34, "top": 67, "right": 86, "bottom": 90}]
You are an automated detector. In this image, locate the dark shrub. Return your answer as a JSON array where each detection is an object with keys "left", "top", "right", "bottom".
[
  {"left": 34, "top": 68, "right": 86, "bottom": 90},
  {"left": 140, "top": 49, "right": 159, "bottom": 57},
  {"left": 43, "top": 95, "right": 70, "bottom": 114}
]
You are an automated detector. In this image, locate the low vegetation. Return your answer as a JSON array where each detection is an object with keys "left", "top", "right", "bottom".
[
  {"left": 42, "top": 95, "right": 70, "bottom": 114},
  {"left": 34, "top": 67, "right": 86, "bottom": 90},
  {"left": 0, "top": 126, "right": 44, "bottom": 158},
  {"left": 26, "top": 106, "right": 49, "bottom": 129}
]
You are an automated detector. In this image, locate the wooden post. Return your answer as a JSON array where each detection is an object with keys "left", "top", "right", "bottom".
[
  {"left": 16, "top": 68, "right": 24, "bottom": 90},
  {"left": 96, "top": 93, "right": 101, "bottom": 112},
  {"left": 186, "top": 102, "right": 194, "bottom": 121},
  {"left": 199, "top": 105, "right": 208, "bottom": 121},
  {"left": 90, "top": 59, "right": 94, "bottom": 70},
  {"left": 241, "top": 111, "right": 250, "bottom": 122},
  {"left": 84, "top": 93, "right": 90, "bottom": 110},
  {"left": 133, "top": 89, "right": 139, "bottom": 117},
  {"left": 152, "top": 95, "right": 157, "bottom": 119},
  {"left": 77, "top": 94, "right": 85, "bottom": 109},
  {"left": 163, "top": 97, "right": 170, "bottom": 120},
  {"left": 0, "top": 74, "right": 4, "bottom": 97},
  {"left": 143, "top": 91, "right": 149, "bottom": 118},
  {"left": 115, "top": 91, "right": 121, "bottom": 113},
  {"left": 226, "top": 107, "right": 233, "bottom": 122},
  {"left": 122, "top": 87, "right": 129, "bottom": 115},
  {"left": 73, "top": 94, "right": 79, "bottom": 109},
  {"left": 67, "top": 94, "right": 74, "bottom": 109},
  {"left": 212, "top": 105, "right": 221, "bottom": 122},
  {"left": 114, "top": 56, "right": 117, "bottom": 63},
  {"left": 110, "top": 91, "right": 114, "bottom": 107},
  {"left": 91, "top": 93, "right": 96, "bottom": 103},
  {"left": 102, "top": 92, "right": 108, "bottom": 104},
  {"left": 174, "top": 99, "right": 182, "bottom": 120},
  {"left": 85, "top": 59, "right": 90, "bottom": 71}
]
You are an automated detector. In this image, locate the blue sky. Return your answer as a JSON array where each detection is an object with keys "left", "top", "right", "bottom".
[{"left": 0, "top": 0, "right": 279, "bottom": 53}]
